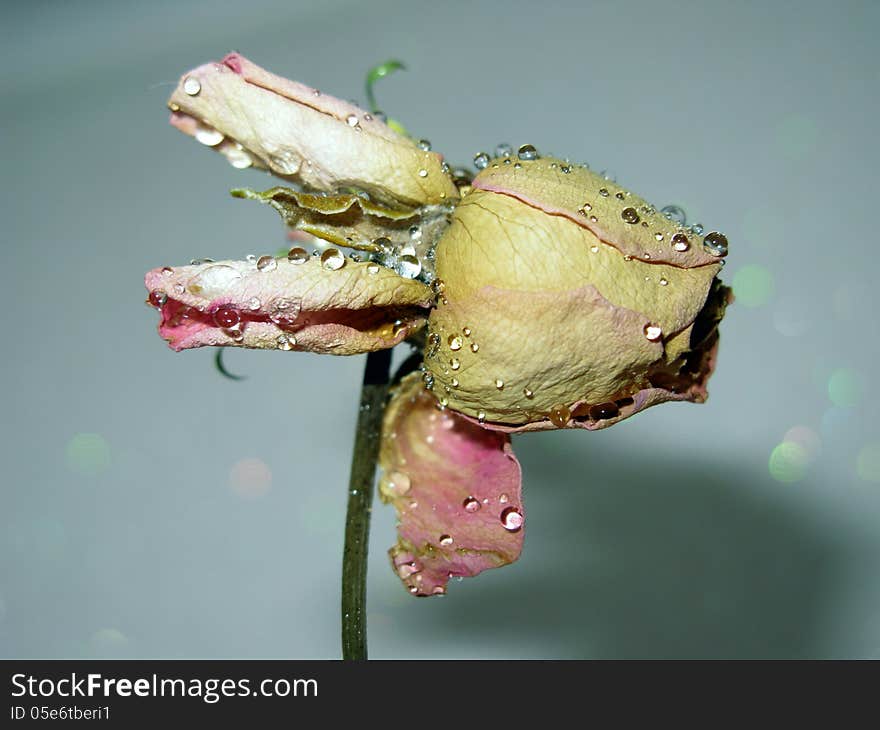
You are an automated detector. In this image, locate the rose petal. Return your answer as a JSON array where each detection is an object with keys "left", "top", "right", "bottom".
[
  {"left": 167, "top": 54, "right": 459, "bottom": 207},
  {"left": 473, "top": 156, "right": 724, "bottom": 267},
  {"left": 145, "top": 257, "right": 432, "bottom": 354},
  {"left": 472, "top": 278, "right": 733, "bottom": 432},
  {"left": 379, "top": 372, "right": 524, "bottom": 596},
  {"left": 426, "top": 283, "right": 662, "bottom": 426}
]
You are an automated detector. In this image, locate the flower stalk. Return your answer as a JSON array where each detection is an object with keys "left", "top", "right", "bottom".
[{"left": 341, "top": 349, "right": 392, "bottom": 660}]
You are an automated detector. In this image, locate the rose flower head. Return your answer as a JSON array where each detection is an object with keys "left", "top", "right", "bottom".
[{"left": 147, "top": 54, "right": 731, "bottom": 597}]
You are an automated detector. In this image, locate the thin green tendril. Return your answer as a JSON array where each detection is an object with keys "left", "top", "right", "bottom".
[
  {"left": 214, "top": 349, "right": 246, "bottom": 381},
  {"left": 364, "top": 60, "right": 408, "bottom": 136}
]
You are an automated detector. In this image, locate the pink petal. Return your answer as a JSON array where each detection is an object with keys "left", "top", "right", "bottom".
[
  {"left": 166, "top": 54, "right": 458, "bottom": 207},
  {"left": 379, "top": 373, "right": 524, "bottom": 596},
  {"left": 144, "top": 257, "right": 432, "bottom": 354}
]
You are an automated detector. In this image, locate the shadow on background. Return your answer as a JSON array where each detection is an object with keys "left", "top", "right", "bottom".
[{"left": 383, "top": 434, "right": 842, "bottom": 659}]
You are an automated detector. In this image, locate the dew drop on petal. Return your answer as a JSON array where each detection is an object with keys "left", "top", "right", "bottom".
[
  {"left": 621, "top": 207, "right": 640, "bottom": 224},
  {"left": 672, "top": 233, "right": 690, "bottom": 252},
  {"left": 644, "top": 324, "right": 663, "bottom": 341},
  {"left": 499, "top": 493, "right": 509, "bottom": 504},
  {"left": 288, "top": 247, "right": 309, "bottom": 264},
  {"left": 589, "top": 402, "right": 620, "bottom": 420},
  {"left": 549, "top": 404, "right": 571, "bottom": 427},
  {"left": 661, "top": 205, "right": 687, "bottom": 224},
  {"left": 395, "top": 255, "right": 421, "bottom": 279},
  {"left": 387, "top": 471, "right": 411, "bottom": 495},
  {"left": 439, "top": 534, "right": 454, "bottom": 546},
  {"left": 213, "top": 304, "right": 240, "bottom": 329},
  {"left": 473, "top": 152, "right": 490, "bottom": 169},
  {"left": 517, "top": 144, "right": 538, "bottom": 161},
  {"left": 183, "top": 76, "right": 201, "bottom": 95},
  {"left": 702, "top": 231, "right": 729, "bottom": 257},
  {"left": 367, "top": 262, "right": 380, "bottom": 274},
  {"left": 477, "top": 411, "right": 486, "bottom": 423},
  {"left": 523, "top": 387, "right": 534, "bottom": 398},
  {"left": 418, "top": 139, "right": 432, "bottom": 151},
  {"left": 257, "top": 255, "right": 277, "bottom": 272},
  {"left": 495, "top": 143, "right": 512, "bottom": 157},
  {"left": 321, "top": 248, "right": 346, "bottom": 270},
  {"left": 450, "top": 358, "right": 460, "bottom": 370},
  {"left": 276, "top": 334, "right": 294, "bottom": 351},
  {"left": 463, "top": 497, "right": 481, "bottom": 512},
  {"left": 500, "top": 507, "right": 524, "bottom": 532},
  {"left": 448, "top": 335, "right": 462, "bottom": 351},
  {"left": 495, "top": 379, "right": 504, "bottom": 390},
  {"left": 418, "top": 169, "right": 428, "bottom": 178},
  {"left": 346, "top": 114, "right": 358, "bottom": 127},
  {"left": 194, "top": 123, "right": 224, "bottom": 146},
  {"left": 148, "top": 290, "right": 167, "bottom": 307}
]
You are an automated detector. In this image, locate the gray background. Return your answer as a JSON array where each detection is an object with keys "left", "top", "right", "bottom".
[{"left": 2, "top": 0, "right": 878, "bottom": 658}]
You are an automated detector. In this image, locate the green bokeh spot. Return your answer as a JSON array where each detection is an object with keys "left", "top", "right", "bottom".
[
  {"left": 65, "top": 433, "right": 110, "bottom": 476},
  {"left": 856, "top": 443, "right": 880, "bottom": 482},
  {"left": 827, "top": 368, "right": 862, "bottom": 408},
  {"left": 732, "top": 264, "right": 774, "bottom": 307},
  {"left": 769, "top": 441, "right": 809, "bottom": 483}
]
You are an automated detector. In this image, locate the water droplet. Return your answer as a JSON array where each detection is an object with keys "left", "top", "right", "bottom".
[
  {"left": 690, "top": 222, "right": 705, "bottom": 235},
  {"left": 499, "top": 493, "right": 509, "bottom": 504},
  {"left": 448, "top": 335, "right": 463, "bottom": 351},
  {"left": 644, "top": 324, "right": 662, "bottom": 341},
  {"left": 395, "top": 254, "right": 421, "bottom": 279},
  {"left": 288, "top": 247, "right": 309, "bottom": 264},
  {"left": 450, "top": 358, "right": 460, "bottom": 370},
  {"left": 213, "top": 304, "right": 240, "bottom": 329},
  {"left": 256, "top": 255, "right": 277, "bottom": 272},
  {"left": 659, "top": 278, "right": 668, "bottom": 286},
  {"left": 418, "top": 169, "right": 428, "bottom": 178},
  {"left": 599, "top": 188, "right": 609, "bottom": 197},
  {"left": 427, "top": 332, "right": 441, "bottom": 356},
  {"left": 409, "top": 225, "right": 422, "bottom": 240},
  {"left": 590, "top": 245, "right": 600, "bottom": 253},
  {"left": 276, "top": 334, "right": 295, "bottom": 351},
  {"left": 451, "top": 377, "right": 459, "bottom": 387},
  {"left": 470, "top": 343, "right": 479, "bottom": 353},
  {"left": 517, "top": 144, "right": 538, "bottom": 161},
  {"left": 580, "top": 202, "right": 592, "bottom": 214},
  {"left": 495, "top": 143, "right": 512, "bottom": 157},
  {"left": 439, "top": 534, "right": 454, "bottom": 546},
  {"left": 431, "top": 279, "right": 446, "bottom": 296},
  {"left": 418, "top": 139, "right": 432, "bottom": 151},
  {"left": 477, "top": 411, "right": 486, "bottom": 424},
  {"left": 654, "top": 232, "right": 664, "bottom": 241},
  {"left": 387, "top": 471, "right": 411, "bottom": 495},
  {"left": 463, "top": 497, "right": 481, "bottom": 513},
  {"left": 702, "top": 231, "right": 729, "bottom": 257},
  {"left": 549, "top": 404, "right": 571, "bottom": 428},
  {"left": 148, "top": 290, "right": 167, "bottom": 307},
  {"left": 367, "top": 262, "right": 380, "bottom": 274},
  {"left": 346, "top": 114, "right": 358, "bottom": 127},
  {"left": 194, "top": 123, "right": 224, "bottom": 147},
  {"left": 473, "top": 152, "right": 490, "bottom": 169},
  {"left": 161, "top": 266, "right": 173, "bottom": 276},
  {"left": 247, "top": 297, "right": 261, "bottom": 310},
  {"left": 589, "top": 402, "right": 619, "bottom": 420},
  {"left": 671, "top": 233, "right": 690, "bottom": 252},
  {"left": 500, "top": 507, "right": 524, "bottom": 532},
  {"left": 523, "top": 387, "right": 534, "bottom": 398},
  {"left": 226, "top": 144, "right": 253, "bottom": 169},
  {"left": 183, "top": 76, "right": 201, "bottom": 95},
  {"left": 321, "top": 248, "right": 346, "bottom": 270},
  {"left": 621, "top": 207, "right": 640, "bottom": 224},
  {"left": 661, "top": 205, "right": 687, "bottom": 224},
  {"left": 495, "top": 379, "right": 504, "bottom": 390}
]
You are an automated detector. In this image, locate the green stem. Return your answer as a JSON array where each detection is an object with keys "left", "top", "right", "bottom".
[{"left": 341, "top": 349, "right": 392, "bottom": 660}]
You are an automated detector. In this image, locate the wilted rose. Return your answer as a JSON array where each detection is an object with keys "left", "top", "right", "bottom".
[{"left": 147, "top": 54, "right": 731, "bottom": 597}]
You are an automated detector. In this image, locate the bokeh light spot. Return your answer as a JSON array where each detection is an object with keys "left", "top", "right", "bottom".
[
  {"left": 856, "top": 443, "right": 880, "bottom": 483},
  {"left": 827, "top": 368, "right": 862, "bottom": 407},
  {"left": 65, "top": 433, "right": 110, "bottom": 476},
  {"left": 783, "top": 425, "right": 821, "bottom": 461},
  {"left": 732, "top": 264, "right": 774, "bottom": 308},
  {"left": 229, "top": 458, "right": 272, "bottom": 498},
  {"left": 769, "top": 441, "right": 810, "bottom": 483},
  {"left": 89, "top": 628, "right": 129, "bottom": 657}
]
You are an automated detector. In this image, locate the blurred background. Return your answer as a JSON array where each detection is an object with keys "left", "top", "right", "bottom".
[{"left": 2, "top": 0, "right": 879, "bottom": 659}]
